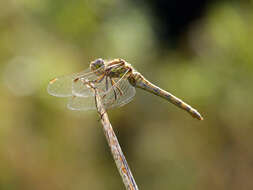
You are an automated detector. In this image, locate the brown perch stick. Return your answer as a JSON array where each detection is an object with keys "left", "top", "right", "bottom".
[{"left": 92, "top": 86, "right": 139, "bottom": 190}]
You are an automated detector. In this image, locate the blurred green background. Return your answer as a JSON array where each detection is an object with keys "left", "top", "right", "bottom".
[{"left": 1, "top": 0, "right": 253, "bottom": 190}]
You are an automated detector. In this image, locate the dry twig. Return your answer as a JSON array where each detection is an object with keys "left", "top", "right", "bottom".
[{"left": 93, "top": 87, "right": 139, "bottom": 190}]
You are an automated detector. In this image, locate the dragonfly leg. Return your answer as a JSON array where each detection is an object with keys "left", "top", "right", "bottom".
[
  {"left": 101, "top": 77, "right": 118, "bottom": 106},
  {"left": 96, "top": 73, "right": 106, "bottom": 83},
  {"left": 111, "top": 78, "right": 123, "bottom": 96},
  {"left": 73, "top": 77, "right": 80, "bottom": 82},
  {"left": 110, "top": 78, "right": 117, "bottom": 100},
  {"left": 90, "top": 73, "right": 106, "bottom": 83},
  {"left": 82, "top": 78, "right": 106, "bottom": 96},
  {"left": 105, "top": 76, "right": 109, "bottom": 91},
  {"left": 101, "top": 76, "right": 109, "bottom": 99},
  {"left": 101, "top": 77, "right": 118, "bottom": 101}
]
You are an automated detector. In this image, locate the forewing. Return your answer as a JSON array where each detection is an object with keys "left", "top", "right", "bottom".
[
  {"left": 67, "top": 78, "right": 135, "bottom": 111},
  {"left": 47, "top": 66, "right": 104, "bottom": 97},
  {"left": 72, "top": 73, "right": 104, "bottom": 97},
  {"left": 47, "top": 74, "right": 74, "bottom": 97},
  {"left": 71, "top": 66, "right": 106, "bottom": 97},
  {"left": 67, "top": 77, "right": 135, "bottom": 111}
]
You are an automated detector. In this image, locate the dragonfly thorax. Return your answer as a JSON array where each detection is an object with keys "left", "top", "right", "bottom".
[
  {"left": 103, "top": 59, "right": 132, "bottom": 79},
  {"left": 107, "top": 66, "right": 130, "bottom": 78}
]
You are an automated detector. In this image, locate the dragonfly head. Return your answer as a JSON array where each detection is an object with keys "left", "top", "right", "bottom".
[{"left": 90, "top": 58, "right": 105, "bottom": 72}]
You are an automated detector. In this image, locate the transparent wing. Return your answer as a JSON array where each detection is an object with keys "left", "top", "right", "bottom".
[
  {"left": 47, "top": 74, "right": 74, "bottom": 97},
  {"left": 103, "top": 77, "right": 136, "bottom": 109},
  {"left": 67, "top": 96, "right": 96, "bottom": 111},
  {"left": 72, "top": 71, "right": 106, "bottom": 97},
  {"left": 47, "top": 66, "right": 104, "bottom": 97},
  {"left": 67, "top": 73, "right": 136, "bottom": 111}
]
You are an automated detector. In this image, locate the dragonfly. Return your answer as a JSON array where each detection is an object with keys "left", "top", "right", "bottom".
[{"left": 47, "top": 58, "right": 203, "bottom": 120}]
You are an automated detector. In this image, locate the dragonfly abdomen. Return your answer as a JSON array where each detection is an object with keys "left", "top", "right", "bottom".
[{"left": 129, "top": 72, "right": 203, "bottom": 120}]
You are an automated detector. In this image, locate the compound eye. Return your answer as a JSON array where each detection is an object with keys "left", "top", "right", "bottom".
[
  {"left": 95, "top": 58, "right": 104, "bottom": 66},
  {"left": 91, "top": 58, "right": 105, "bottom": 70}
]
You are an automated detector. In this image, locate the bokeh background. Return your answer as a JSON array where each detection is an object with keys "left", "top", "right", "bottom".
[{"left": 1, "top": 0, "right": 253, "bottom": 189}]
